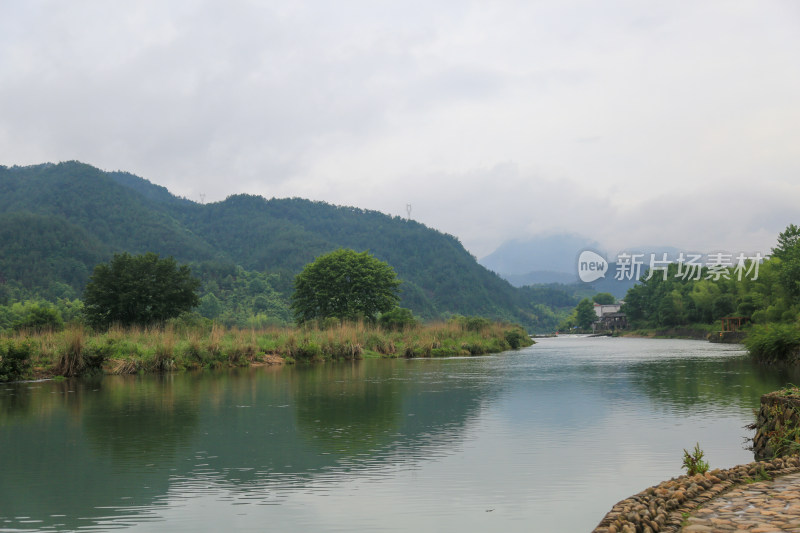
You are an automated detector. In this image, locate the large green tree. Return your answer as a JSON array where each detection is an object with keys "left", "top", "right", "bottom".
[
  {"left": 592, "top": 292, "right": 616, "bottom": 305},
  {"left": 83, "top": 252, "right": 200, "bottom": 329},
  {"left": 772, "top": 224, "right": 800, "bottom": 261},
  {"left": 291, "top": 249, "right": 401, "bottom": 324},
  {"left": 575, "top": 298, "right": 597, "bottom": 330}
]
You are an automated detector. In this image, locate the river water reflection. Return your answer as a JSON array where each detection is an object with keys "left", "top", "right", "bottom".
[{"left": 2, "top": 336, "right": 798, "bottom": 532}]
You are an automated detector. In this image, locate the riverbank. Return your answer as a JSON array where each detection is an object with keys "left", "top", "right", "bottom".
[
  {"left": 595, "top": 386, "right": 800, "bottom": 532},
  {"left": 621, "top": 325, "right": 718, "bottom": 340},
  {"left": 743, "top": 323, "right": 800, "bottom": 363},
  {"left": 593, "top": 455, "right": 800, "bottom": 533},
  {"left": 0, "top": 319, "right": 533, "bottom": 380}
]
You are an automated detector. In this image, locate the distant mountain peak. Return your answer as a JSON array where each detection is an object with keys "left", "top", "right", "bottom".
[{"left": 479, "top": 233, "right": 599, "bottom": 276}]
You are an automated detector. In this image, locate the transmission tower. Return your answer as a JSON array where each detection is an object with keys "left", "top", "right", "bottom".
[{"left": 406, "top": 203, "right": 412, "bottom": 221}]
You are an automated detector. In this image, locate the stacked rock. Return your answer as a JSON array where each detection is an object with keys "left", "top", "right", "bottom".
[{"left": 593, "top": 456, "right": 800, "bottom": 533}]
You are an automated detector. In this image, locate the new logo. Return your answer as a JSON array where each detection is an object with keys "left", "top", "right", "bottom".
[{"left": 577, "top": 250, "right": 608, "bottom": 283}]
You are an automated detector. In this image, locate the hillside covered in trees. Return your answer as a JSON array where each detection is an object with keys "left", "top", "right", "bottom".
[
  {"left": 0, "top": 161, "right": 578, "bottom": 331},
  {"left": 614, "top": 225, "right": 800, "bottom": 357}
]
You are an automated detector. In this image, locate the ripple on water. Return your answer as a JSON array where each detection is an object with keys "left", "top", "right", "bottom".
[{"left": 0, "top": 337, "right": 785, "bottom": 533}]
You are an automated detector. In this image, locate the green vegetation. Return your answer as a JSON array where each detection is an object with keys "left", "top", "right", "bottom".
[
  {"left": 191, "top": 263, "right": 291, "bottom": 327},
  {"left": 516, "top": 284, "right": 588, "bottom": 332},
  {"left": 0, "top": 161, "right": 566, "bottom": 332},
  {"left": 0, "top": 339, "right": 33, "bottom": 381},
  {"left": 551, "top": 225, "right": 800, "bottom": 355},
  {"left": 622, "top": 227, "right": 800, "bottom": 333},
  {"left": 83, "top": 253, "right": 200, "bottom": 329},
  {"left": 681, "top": 443, "right": 709, "bottom": 476},
  {"left": 777, "top": 384, "right": 800, "bottom": 397},
  {"left": 623, "top": 263, "right": 749, "bottom": 328},
  {"left": 743, "top": 323, "right": 800, "bottom": 363},
  {"left": 744, "top": 466, "right": 773, "bottom": 483},
  {"left": 0, "top": 319, "right": 533, "bottom": 380},
  {"left": 292, "top": 249, "right": 401, "bottom": 324},
  {"left": 557, "top": 297, "right": 599, "bottom": 332},
  {"left": 0, "top": 299, "right": 83, "bottom": 333},
  {"left": 592, "top": 292, "right": 615, "bottom": 305},
  {"left": 575, "top": 298, "right": 597, "bottom": 330},
  {"left": 756, "top": 396, "right": 800, "bottom": 458},
  {"left": 8, "top": 161, "right": 800, "bottom": 349},
  {"left": 378, "top": 307, "right": 418, "bottom": 330},
  {"left": 11, "top": 301, "right": 64, "bottom": 332},
  {"left": 612, "top": 225, "right": 800, "bottom": 359}
]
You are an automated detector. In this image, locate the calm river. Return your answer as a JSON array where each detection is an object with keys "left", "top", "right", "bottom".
[{"left": 2, "top": 336, "right": 798, "bottom": 532}]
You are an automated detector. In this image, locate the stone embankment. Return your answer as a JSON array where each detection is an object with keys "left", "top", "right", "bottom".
[
  {"left": 592, "top": 456, "right": 800, "bottom": 533},
  {"left": 595, "top": 388, "right": 800, "bottom": 533},
  {"left": 753, "top": 390, "right": 800, "bottom": 460}
]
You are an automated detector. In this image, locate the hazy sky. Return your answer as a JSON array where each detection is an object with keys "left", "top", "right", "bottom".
[{"left": 2, "top": 1, "right": 799, "bottom": 258}]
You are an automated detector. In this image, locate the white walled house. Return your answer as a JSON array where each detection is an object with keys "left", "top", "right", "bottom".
[{"left": 593, "top": 303, "right": 622, "bottom": 318}]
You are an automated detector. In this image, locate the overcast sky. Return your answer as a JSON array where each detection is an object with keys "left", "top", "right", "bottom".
[{"left": 1, "top": 1, "right": 799, "bottom": 258}]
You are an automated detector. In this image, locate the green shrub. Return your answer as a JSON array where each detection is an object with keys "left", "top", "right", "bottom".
[
  {"left": 295, "top": 341, "right": 322, "bottom": 361},
  {"left": 504, "top": 329, "right": 527, "bottom": 349},
  {"left": 364, "top": 333, "right": 396, "bottom": 355},
  {"left": 486, "top": 338, "right": 507, "bottom": 353},
  {"left": 12, "top": 304, "right": 64, "bottom": 332},
  {"left": 682, "top": 443, "right": 709, "bottom": 476},
  {"left": 181, "top": 340, "right": 208, "bottom": 365},
  {"left": 460, "top": 342, "right": 485, "bottom": 355},
  {"left": 379, "top": 308, "right": 417, "bottom": 331},
  {"left": 167, "top": 312, "right": 213, "bottom": 334},
  {"left": 744, "top": 323, "right": 800, "bottom": 362},
  {"left": 463, "top": 316, "right": 492, "bottom": 332},
  {"left": 109, "top": 339, "right": 144, "bottom": 360},
  {"left": 82, "top": 339, "right": 110, "bottom": 373},
  {"left": 403, "top": 345, "right": 419, "bottom": 358},
  {"left": 0, "top": 340, "right": 33, "bottom": 382},
  {"left": 321, "top": 341, "right": 363, "bottom": 360}
]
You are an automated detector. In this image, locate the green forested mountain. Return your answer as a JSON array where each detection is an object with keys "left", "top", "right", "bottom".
[
  {"left": 0, "top": 161, "right": 569, "bottom": 330},
  {"left": 0, "top": 163, "right": 217, "bottom": 262}
]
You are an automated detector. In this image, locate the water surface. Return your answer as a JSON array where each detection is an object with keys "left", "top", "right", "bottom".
[{"left": 2, "top": 336, "right": 797, "bottom": 532}]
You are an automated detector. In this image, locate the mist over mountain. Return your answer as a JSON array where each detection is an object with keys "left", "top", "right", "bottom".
[
  {"left": 479, "top": 234, "right": 694, "bottom": 299},
  {"left": 479, "top": 234, "right": 599, "bottom": 276}
]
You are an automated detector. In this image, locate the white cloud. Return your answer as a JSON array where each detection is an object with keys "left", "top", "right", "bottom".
[{"left": 1, "top": 0, "right": 798, "bottom": 257}]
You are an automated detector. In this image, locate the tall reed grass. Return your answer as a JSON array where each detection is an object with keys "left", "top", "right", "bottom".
[{"left": 1, "top": 319, "right": 532, "bottom": 379}]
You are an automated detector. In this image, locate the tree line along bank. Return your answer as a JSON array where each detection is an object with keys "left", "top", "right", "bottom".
[{"left": 0, "top": 249, "right": 533, "bottom": 381}]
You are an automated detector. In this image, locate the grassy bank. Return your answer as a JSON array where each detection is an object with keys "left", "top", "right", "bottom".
[
  {"left": 0, "top": 319, "right": 533, "bottom": 380},
  {"left": 744, "top": 323, "right": 800, "bottom": 363}
]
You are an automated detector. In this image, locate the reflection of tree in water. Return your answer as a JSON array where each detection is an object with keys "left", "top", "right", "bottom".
[
  {"left": 0, "top": 375, "right": 200, "bottom": 532},
  {"left": 292, "top": 362, "right": 405, "bottom": 455},
  {"left": 0, "top": 360, "right": 496, "bottom": 530},
  {"left": 82, "top": 374, "right": 199, "bottom": 463},
  {"left": 288, "top": 358, "right": 501, "bottom": 471},
  {"left": 628, "top": 356, "right": 800, "bottom": 412},
  {"left": 0, "top": 381, "right": 36, "bottom": 423}
]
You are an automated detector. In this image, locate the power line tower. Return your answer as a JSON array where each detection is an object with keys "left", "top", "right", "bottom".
[
  {"left": 199, "top": 193, "right": 206, "bottom": 204},
  {"left": 406, "top": 203, "right": 412, "bottom": 221}
]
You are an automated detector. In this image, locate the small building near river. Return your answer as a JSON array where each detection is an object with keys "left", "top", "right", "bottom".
[{"left": 592, "top": 303, "right": 627, "bottom": 332}]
